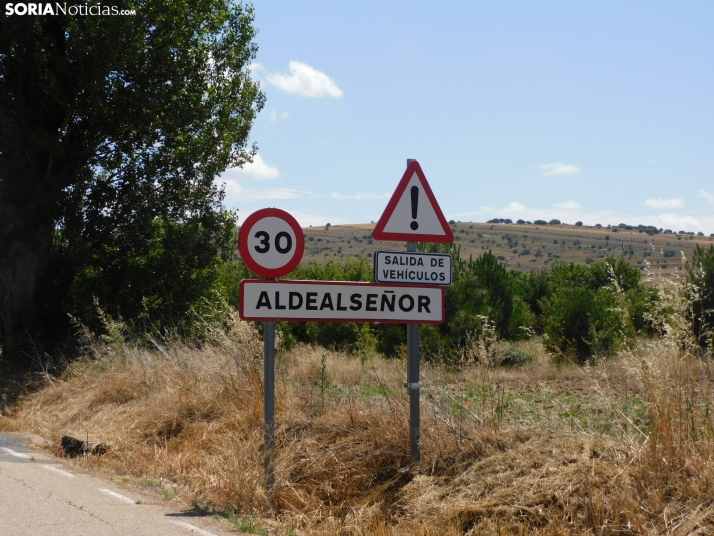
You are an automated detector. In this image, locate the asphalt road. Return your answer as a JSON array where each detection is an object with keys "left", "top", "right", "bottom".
[{"left": 0, "top": 432, "right": 236, "bottom": 536}]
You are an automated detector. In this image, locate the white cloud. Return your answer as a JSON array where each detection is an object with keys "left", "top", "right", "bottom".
[
  {"left": 649, "top": 213, "right": 714, "bottom": 234},
  {"left": 238, "top": 208, "right": 347, "bottom": 228},
  {"left": 248, "top": 62, "right": 264, "bottom": 75},
  {"left": 453, "top": 200, "right": 595, "bottom": 224},
  {"left": 449, "top": 201, "right": 714, "bottom": 234},
  {"left": 699, "top": 190, "right": 714, "bottom": 206},
  {"left": 222, "top": 153, "right": 280, "bottom": 181},
  {"left": 644, "top": 197, "right": 685, "bottom": 209},
  {"left": 452, "top": 202, "right": 630, "bottom": 228},
  {"left": 554, "top": 201, "right": 582, "bottom": 210},
  {"left": 267, "top": 61, "right": 344, "bottom": 98},
  {"left": 505, "top": 202, "right": 527, "bottom": 212},
  {"left": 268, "top": 109, "right": 290, "bottom": 122},
  {"left": 219, "top": 179, "right": 299, "bottom": 204},
  {"left": 539, "top": 162, "right": 581, "bottom": 176},
  {"left": 330, "top": 192, "right": 391, "bottom": 200}
]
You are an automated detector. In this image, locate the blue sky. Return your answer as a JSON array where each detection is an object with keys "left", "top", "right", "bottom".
[{"left": 217, "top": 0, "right": 714, "bottom": 234}]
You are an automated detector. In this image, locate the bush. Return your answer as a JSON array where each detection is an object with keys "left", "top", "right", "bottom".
[
  {"left": 625, "top": 285, "right": 658, "bottom": 334},
  {"left": 492, "top": 340, "right": 536, "bottom": 367},
  {"left": 686, "top": 245, "right": 714, "bottom": 347},
  {"left": 541, "top": 286, "right": 628, "bottom": 362},
  {"left": 68, "top": 213, "right": 236, "bottom": 341},
  {"left": 417, "top": 246, "right": 536, "bottom": 362},
  {"left": 283, "top": 257, "right": 373, "bottom": 351},
  {"left": 289, "top": 257, "right": 372, "bottom": 282},
  {"left": 225, "top": 244, "right": 651, "bottom": 367}
]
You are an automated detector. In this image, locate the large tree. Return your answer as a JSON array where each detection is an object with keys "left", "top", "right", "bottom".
[{"left": 0, "top": 1, "right": 264, "bottom": 372}]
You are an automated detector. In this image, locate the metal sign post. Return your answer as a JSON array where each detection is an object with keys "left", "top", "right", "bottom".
[
  {"left": 406, "top": 240, "right": 421, "bottom": 463},
  {"left": 263, "top": 321, "right": 275, "bottom": 509},
  {"left": 405, "top": 159, "right": 420, "bottom": 463},
  {"left": 241, "top": 159, "right": 453, "bottom": 505},
  {"left": 238, "top": 208, "right": 305, "bottom": 510},
  {"left": 371, "top": 158, "right": 454, "bottom": 465}
]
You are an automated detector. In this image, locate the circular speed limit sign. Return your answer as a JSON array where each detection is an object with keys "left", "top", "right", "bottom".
[{"left": 238, "top": 208, "right": 304, "bottom": 278}]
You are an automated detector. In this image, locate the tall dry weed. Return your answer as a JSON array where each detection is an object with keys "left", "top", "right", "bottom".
[{"left": 619, "top": 260, "right": 714, "bottom": 533}]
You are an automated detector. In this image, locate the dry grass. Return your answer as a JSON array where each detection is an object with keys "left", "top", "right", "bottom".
[{"left": 2, "top": 310, "right": 714, "bottom": 534}]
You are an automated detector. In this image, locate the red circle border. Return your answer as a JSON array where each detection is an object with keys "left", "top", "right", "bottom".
[{"left": 238, "top": 208, "right": 305, "bottom": 278}]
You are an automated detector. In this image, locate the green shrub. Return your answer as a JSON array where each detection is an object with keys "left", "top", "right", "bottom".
[
  {"left": 686, "top": 245, "right": 714, "bottom": 347},
  {"left": 288, "top": 257, "right": 372, "bottom": 350},
  {"left": 289, "top": 257, "right": 372, "bottom": 282},
  {"left": 68, "top": 213, "right": 236, "bottom": 341},
  {"left": 541, "top": 285, "right": 629, "bottom": 363},
  {"left": 417, "top": 246, "right": 536, "bottom": 362},
  {"left": 492, "top": 340, "right": 536, "bottom": 367},
  {"left": 585, "top": 256, "right": 641, "bottom": 292},
  {"left": 625, "top": 285, "right": 658, "bottom": 334},
  {"left": 215, "top": 259, "right": 253, "bottom": 310},
  {"left": 513, "top": 269, "right": 550, "bottom": 332}
]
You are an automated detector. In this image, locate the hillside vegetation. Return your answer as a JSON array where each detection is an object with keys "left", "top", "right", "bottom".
[
  {"left": 226, "top": 242, "right": 713, "bottom": 367},
  {"left": 298, "top": 221, "right": 714, "bottom": 280}
]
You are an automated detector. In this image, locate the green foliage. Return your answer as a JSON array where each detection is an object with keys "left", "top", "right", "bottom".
[
  {"left": 289, "top": 256, "right": 373, "bottom": 282},
  {"left": 373, "top": 323, "right": 407, "bottom": 357},
  {"left": 492, "top": 341, "right": 537, "bottom": 367},
  {"left": 417, "top": 245, "right": 535, "bottom": 362},
  {"left": 0, "top": 1, "right": 264, "bottom": 367},
  {"left": 581, "top": 256, "right": 642, "bottom": 292},
  {"left": 625, "top": 285, "right": 659, "bottom": 334},
  {"left": 227, "top": 242, "right": 650, "bottom": 366},
  {"left": 216, "top": 259, "right": 253, "bottom": 310},
  {"left": 535, "top": 257, "right": 641, "bottom": 362},
  {"left": 686, "top": 245, "right": 714, "bottom": 347},
  {"left": 226, "top": 513, "right": 268, "bottom": 536},
  {"left": 541, "top": 286, "right": 629, "bottom": 363},
  {"left": 303, "top": 322, "right": 361, "bottom": 352},
  {"left": 513, "top": 268, "right": 550, "bottom": 332},
  {"left": 355, "top": 324, "right": 378, "bottom": 368},
  {"left": 274, "top": 257, "right": 374, "bottom": 352},
  {"left": 68, "top": 212, "right": 237, "bottom": 338}
]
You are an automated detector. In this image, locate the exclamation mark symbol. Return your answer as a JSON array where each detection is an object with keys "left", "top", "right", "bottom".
[{"left": 410, "top": 186, "right": 419, "bottom": 230}]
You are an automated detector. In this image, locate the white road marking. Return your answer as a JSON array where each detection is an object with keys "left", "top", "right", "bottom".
[
  {"left": 42, "top": 464, "right": 75, "bottom": 478},
  {"left": 1, "top": 447, "right": 31, "bottom": 459},
  {"left": 99, "top": 488, "right": 136, "bottom": 504},
  {"left": 170, "top": 520, "right": 219, "bottom": 536}
]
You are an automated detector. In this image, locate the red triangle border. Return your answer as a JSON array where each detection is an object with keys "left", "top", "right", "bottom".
[{"left": 372, "top": 160, "right": 455, "bottom": 243}]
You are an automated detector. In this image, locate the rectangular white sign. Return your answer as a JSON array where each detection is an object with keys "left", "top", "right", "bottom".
[
  {"left": 240, "top": 280, "right": 444, "bottom": 324},
  {"left": 374, "top": 251, "right": 452, "bottom": 286}
]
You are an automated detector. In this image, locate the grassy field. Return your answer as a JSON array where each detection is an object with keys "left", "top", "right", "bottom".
[
  {"left": 300, "top": 221, "right": 714, "bottom": 279},
  {"left": 2, "top": 308, "right": 713, "bottom": 534}
]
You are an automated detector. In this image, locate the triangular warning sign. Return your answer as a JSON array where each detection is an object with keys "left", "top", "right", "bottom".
[{"left": 372, "top": 161, "right": 454, "bottom": 243}]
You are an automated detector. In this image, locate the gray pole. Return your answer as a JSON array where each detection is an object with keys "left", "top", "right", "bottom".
[
  {"left": 263, "top": 321, "right": 276, "bottom": 508},
  {"left": 406, "top": 159, "right": 420, "bottom": 463}
]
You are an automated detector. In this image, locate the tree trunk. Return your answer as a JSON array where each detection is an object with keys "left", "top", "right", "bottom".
[{"left": 0, "top": 202, "right": 54, "bottom": 374}]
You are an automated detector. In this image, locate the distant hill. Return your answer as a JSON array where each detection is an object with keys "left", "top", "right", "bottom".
[{"left": 300, "top": 221, "right": 714, "bottom": 278}]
